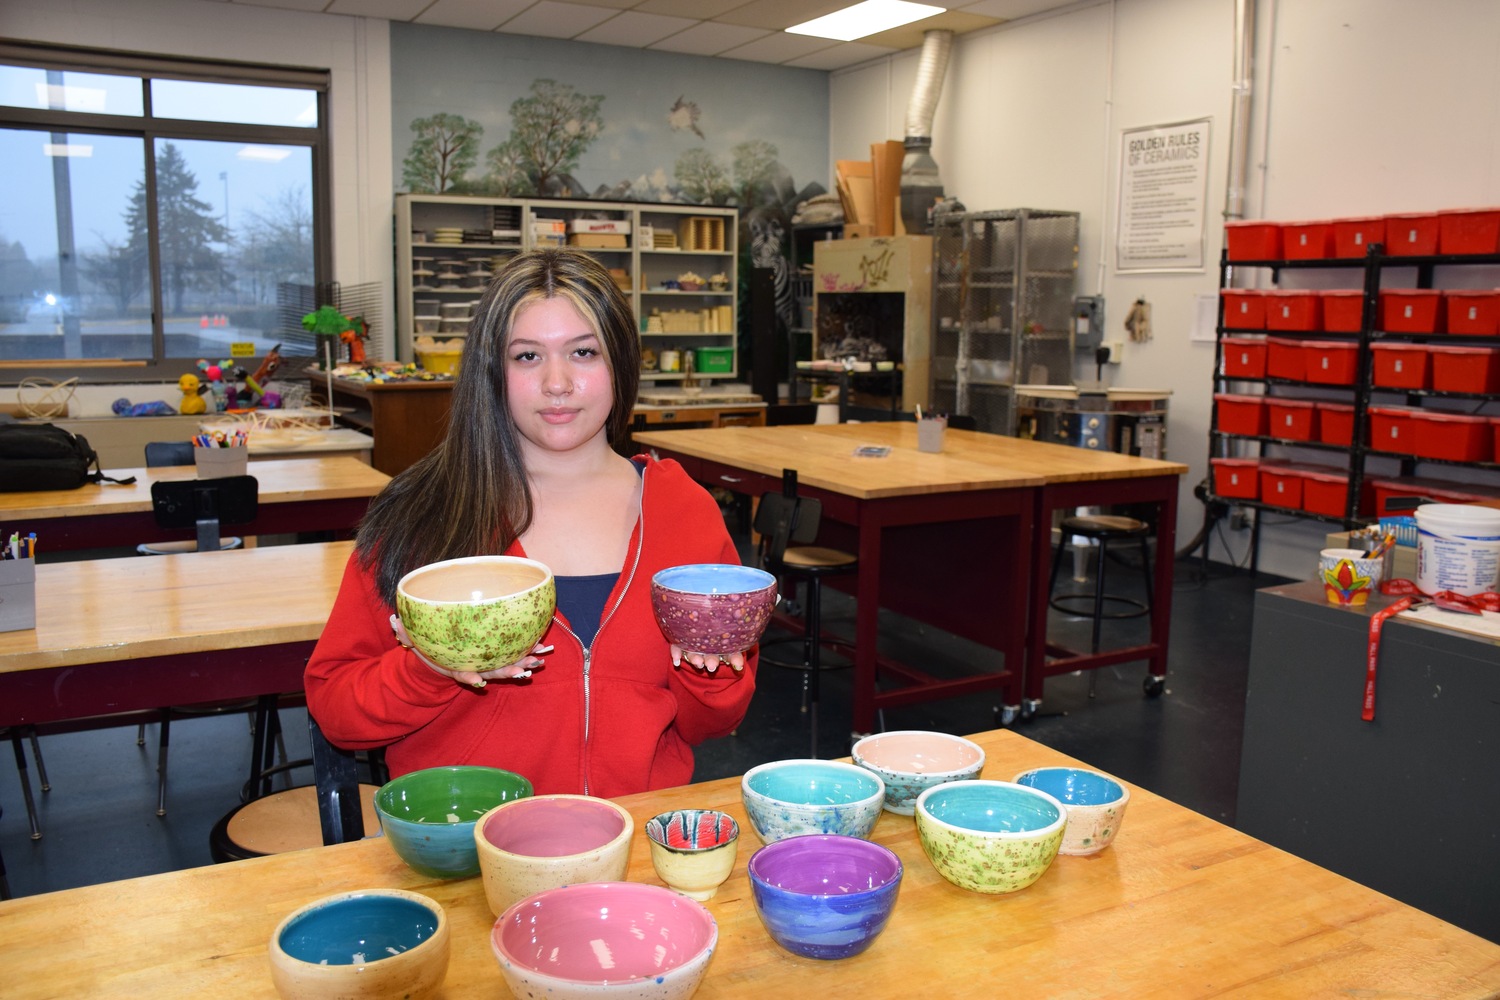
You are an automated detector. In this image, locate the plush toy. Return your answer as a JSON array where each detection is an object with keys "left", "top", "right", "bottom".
[
  {"left": 244, "top": 343, "right": 283, "bottom": 404},
  {"left": 178, "top": 373, "right": 208, "bottom": 415},
  {"left": 111, "top": 397, "right": 177, "bottom": 417},
  {"left": 340, "top": 316, "right": 371, "bottom": 365},
  {"left": 196, "top": 358, "right": 235, "bottom": 412}
]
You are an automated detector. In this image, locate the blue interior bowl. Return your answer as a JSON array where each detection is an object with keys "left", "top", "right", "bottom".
[
  {"left": 1013, "top": 767, "right": 1125, "bottom": 807},
  {"left": 918, "top": 780, "right": 1063, "bottom": 834},
  {"left": 653, "top": 564, "right": 776, "bottom": 595},
  {"left": 741, "top": 759, "right": 885, "bottom": 842},
  {"left": 277, "top": 892, "right": 440, "bottom": 966}
]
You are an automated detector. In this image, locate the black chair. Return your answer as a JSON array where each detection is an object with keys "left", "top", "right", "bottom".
[
  {"left": 755, "top": 469, "right": 859, "bottom": 757},
  {"left": 209, "top": 712, "right": 384, "bottom": 862},
  {"left": 137, "top": 442, "right": 246, "bottom": 554},
  {"left": 1046, "top": 514, "right": 1154, "bottom": 698}
]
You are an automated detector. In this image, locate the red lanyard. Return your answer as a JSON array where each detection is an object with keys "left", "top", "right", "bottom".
[
  {"left": 1363, "top": 597, "right": 1414, "bottom": 722},
  {"left": 1364, "top": 580, "right": 1500, "bottom": 721}
]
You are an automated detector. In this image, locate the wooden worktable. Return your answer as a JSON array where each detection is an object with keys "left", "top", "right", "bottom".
[
  {"left": 0, "top": 456, "right": 389, "bottom": 553},
  {"left": 1, "top": 729, "right": 1495, "bottom": 998}
]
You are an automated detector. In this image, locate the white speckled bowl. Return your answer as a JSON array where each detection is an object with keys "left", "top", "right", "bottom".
[
  {"left": 473, "top": 794, "right": 634, "bottom": 917},
  {"left": 1013, "top": 766, "right": 1130, "bottom": 856},
  {"left": 851, "top": 731, "right": 986, "bottom": 815},
  {"left": 740, "top": 759, "right": 884, "bottom": 844}
]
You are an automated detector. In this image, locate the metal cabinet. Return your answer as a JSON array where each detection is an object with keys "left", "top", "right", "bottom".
[{"left": 931, "top": 208, "right": 1080, "bottom": 434}]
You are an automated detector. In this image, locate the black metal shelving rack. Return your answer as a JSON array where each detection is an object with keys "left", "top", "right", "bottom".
[{"left": 1203, "top": 242, "right": 1500, "bottom": 573}]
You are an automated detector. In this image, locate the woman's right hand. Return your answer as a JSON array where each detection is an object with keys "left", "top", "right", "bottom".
[{"left": 390, "top": 614, "right": 549, "bottom": 688}]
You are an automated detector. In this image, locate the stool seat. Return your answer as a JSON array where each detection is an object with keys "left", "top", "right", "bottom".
[
  {"left": 1059, "top": 514, "right": 1148, "bottom": 538},
  {"left": 1048, "top": 511, "right": 1155, "bottom": 699},
  {"left": 781, "top": 546, "right": 857, "bottom": 571},
  {"left": 210, "top": 784, "right": 379, "bottom": 861}
]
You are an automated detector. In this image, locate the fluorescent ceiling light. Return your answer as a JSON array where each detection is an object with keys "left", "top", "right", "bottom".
[
  {"left": 787, "top": 0, "right": 945, "bottom": 41},
  {"left": 43, "top": 143, "right": 93, "bottom": 158},
  {"left": 237, "top": 146, "right": 292, "bottom": 162},
  {"left": 35, "top": 83, "right": 107, "bottom": 113}
]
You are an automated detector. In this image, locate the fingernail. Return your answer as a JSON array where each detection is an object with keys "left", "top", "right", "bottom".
[{"left": 472, "top": 678, "right": 487, "bottom": 688}]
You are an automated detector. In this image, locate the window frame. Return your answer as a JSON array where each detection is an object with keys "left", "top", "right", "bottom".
[{"left": 0, "top": 41, "right": 332, "bottom": 384}]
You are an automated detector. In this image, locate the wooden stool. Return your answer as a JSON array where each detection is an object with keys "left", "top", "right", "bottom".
[{"left": 1047, "top": 514, "right": 1153, "bottom": 697}]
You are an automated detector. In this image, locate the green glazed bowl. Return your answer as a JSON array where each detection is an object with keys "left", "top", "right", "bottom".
[
  {"left": 915, "top": 779, "right": 1066, "bottom": 894},
  {"left": 375, "top": 765, "right": 534, "bottom": 879},
  {"left": 396, "top": 556, "right": 555, "bottom": 671}
]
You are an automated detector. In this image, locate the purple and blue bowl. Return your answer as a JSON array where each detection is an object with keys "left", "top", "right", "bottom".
[
  {"left": 747, "top": 834, "right": 903, "bottom": 960},
  {"left": 650, "top": 564, "right": 778, "bottom": 656}
]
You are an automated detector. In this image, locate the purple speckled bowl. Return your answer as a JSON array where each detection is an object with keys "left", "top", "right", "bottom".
[{"left": 650, "top": 564, "right": 777, "bottom": 656}]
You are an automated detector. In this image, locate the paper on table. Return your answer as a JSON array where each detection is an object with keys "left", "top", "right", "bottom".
[{"left": 1396, "top": 603, "right": 1500, "bottom": 641}]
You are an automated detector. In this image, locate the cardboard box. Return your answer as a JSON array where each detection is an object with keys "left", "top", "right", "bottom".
[
  {"left": 568, "top": 219, "right": 630, "bottom": 235},
  {"left": 0, "top": 557, "right": 36, "bottom": 632},
  {"left": 843, "top": 223, "right": 875, "bottom": 240},
  {"left": 568, "top": 233, "right": 628, "bottom": 249}
]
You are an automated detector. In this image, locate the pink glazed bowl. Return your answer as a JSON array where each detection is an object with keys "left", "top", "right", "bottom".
[{"left": 473, "top": 794, "right": 634, "bottom": 917}]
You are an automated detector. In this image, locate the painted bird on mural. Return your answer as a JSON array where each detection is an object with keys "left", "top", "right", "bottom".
[{"left": 668, "top": 96, "right": 704, "bottom": 139}]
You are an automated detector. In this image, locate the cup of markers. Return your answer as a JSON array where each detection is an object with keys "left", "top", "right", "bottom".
[
  {"left": 193, "top": 429, "right": 249, "bottom": 479},
  {"left": 1, "top": 531, "right": 38, "bottom": 632}
]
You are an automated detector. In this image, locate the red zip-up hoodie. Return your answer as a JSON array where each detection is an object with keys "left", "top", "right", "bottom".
[{"left": 305, "top": 456, "right": 758, "bottom": 797}]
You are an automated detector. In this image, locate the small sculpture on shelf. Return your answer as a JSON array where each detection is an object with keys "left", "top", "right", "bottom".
[{"left": 178, "top": 372, "right": 208, "bottom": 415}]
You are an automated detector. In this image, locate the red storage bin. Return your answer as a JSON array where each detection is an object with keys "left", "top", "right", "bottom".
[
  {"left": 1409, "top": 410, "right": 1493, "bottom": 462},
  {"left": 1282, "top": 221, "right": 1334, "bottom": 260},
  {"left": 1444, "top": 289, "right": 1500, "bottom": 335},
  {"left": 1315, "top": 401, "right": 1354, "bottom": 446},
  {"left": 1300, "top": 468, "right": 1354, "bottom": 518},
  {"left": 1438, "top": 208, "right": 1500, "bottom": 255},
  {"left": 1221, "top": 289, "right": 1266, "bottom": 329},
  {"left": 1259, "top": 465, "right": 1305, "bottom": 508},
  {"left": 1211, "top": 457, "right": 1261, "bottom": 499},
  {"left": 1302, "top": 340, "right": 1360, "bottom": 385},
  {"left": 1266, "top": 337, "right": 1306, "bottom": 380},
  {"left": 1332, "top": 216, "right": 1385, "bottom": 259},
  {"left": 1384, "top": 212, "right": 1440, "bottom": 256},
  {"left": 1371, "top": 343, "right": 1430, "bottom": 390},
  {"left": 1428, "top": 344, "right": 1500, "bottom": 393},
  {"left": 1266, "top": 398, "right": 1316, "bottom": 441},
  {"left": 1264, "top": 290, "right": 1322, "bottom": 331},
  {"left": 1380, "top": 289, "right": 1444, "bottom": 333},
  {"left": 1225, "top": 221, "right": 1281, "bottom": 261},
  {"left": 1221, "top": 335, "right": 1268, "bottom": 379},
  {"left": 1320, "top": 290, "right": 1365, "bottom": 333},
  {"left": 1215, "top": 393, "right": 1267, "bottom": 436},
  {"left": 1370, "top": 476, "right": 1500, "bottom": 516},
  {"left": 1367, "top": 405, "right": 1420, "bottom": 453}
]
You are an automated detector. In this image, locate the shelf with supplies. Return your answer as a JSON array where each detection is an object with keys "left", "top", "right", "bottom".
[
  {"left": 395, "top": 195, "right": 738, "bottom": 384},
  {"left": 1207, "top": 214, "right": 1500, "bottom": 563}
]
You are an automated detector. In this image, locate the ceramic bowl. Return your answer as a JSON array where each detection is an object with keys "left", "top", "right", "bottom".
[
  {"left": 646, "top": 809, "right": 741, "bottom": 901},
  {"left": 374, "top": 765, "right": 533, "bottom": 879},
  {"left": 268, "top": 888, "right": 450, "bottom": 1000},
  {"left": 491, "top": 881, "right": 717, "bottom": 1000},
  {"left": 915, "top": 780, "right": 1066, "bottom": 894},
  {"left": 396, "top": 555, "right": 555, "bottom": 672},
  {"left": 851, "top": 730, "right": 986, "bottom": 815},
  {"left": 747, "top": 834, "right": 903, "bottom": 960},
  {"left": 650, "top": 564, "right": 778, "bottom": 656},
  {"left": 473, "top": 794, "right": 634, "bottom": 917},
  {"left": 1012, "top": 766, "right": 1131, "bottom": 856},
  {"left": 741, "top": 759, "right": 885, "bottom": 844}
]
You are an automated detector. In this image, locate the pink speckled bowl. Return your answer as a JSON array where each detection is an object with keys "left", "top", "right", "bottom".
[
  {"left": 650, "top": 564, "right": 777, "bottom": 656},
  {"left": 473, "top": 794, "right": 634, "bottom": 917},
  {"left": 491, "top": 882, "right": 717, "bottom": 1000}
]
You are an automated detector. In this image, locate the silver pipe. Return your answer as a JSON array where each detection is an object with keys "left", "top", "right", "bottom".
[
  {"left": 1225, "top": 0, "right": 1256, "bottom": 222},
  {"left": 905, "top": 29, "right": 954, "bottom": 139},
  {"left": 901, "top": 29, "right": 954, "bottom": 234}
]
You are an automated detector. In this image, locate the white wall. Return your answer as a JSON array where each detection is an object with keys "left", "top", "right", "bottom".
[
  {"left": 830, "top": 0, "right": 1500, "bottom": 578},
  {"left": 0, "top": 0, "right": 394, "bottom": 417}
]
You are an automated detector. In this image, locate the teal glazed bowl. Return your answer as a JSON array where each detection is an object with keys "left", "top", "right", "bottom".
[
  {"left": 741, "top": 759, "right": 885, "bottom": 844},
  {"left": 1013, "top": 766, "right": 1131, "bottom": 856},
  {"left": 268, "top": 888, "right": 450, "bottom": 1000},
  {"left": 650, "top": 563, "right": 778, "bottom": 655},
  {"left": 915, "top": 780, "right": 1066, "bottom": 894},
  {"left": 375, "top": 765, "right": 533, "bottom": 879}
]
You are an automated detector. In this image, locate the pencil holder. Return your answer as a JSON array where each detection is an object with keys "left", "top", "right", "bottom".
[
  {"left": 917, "top": 416, "right": 947, "bottom": 454},
  {"left": 0, "top": 557, "right": 37, "bottom": 632},
  {"left": 195, "top": 445, "right": 248, "bottom": 478}
]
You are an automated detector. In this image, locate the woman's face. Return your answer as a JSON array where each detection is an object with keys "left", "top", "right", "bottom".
[{"left": 504, "top": 296, "right": 614, "bottom": 458}]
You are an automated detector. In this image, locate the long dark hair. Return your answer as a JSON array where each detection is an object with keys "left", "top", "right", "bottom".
[{"left": 357, "top": 247, "right": 641, "bottom": 605}]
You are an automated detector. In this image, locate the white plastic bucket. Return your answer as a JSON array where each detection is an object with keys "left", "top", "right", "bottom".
[{"left": 1415, "top": 503, "right": 1500, "bottom": 595}]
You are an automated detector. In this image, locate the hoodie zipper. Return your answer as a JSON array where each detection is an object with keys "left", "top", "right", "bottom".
[{"left": 562, "top": 468, "right": 647, "bottom": 796}]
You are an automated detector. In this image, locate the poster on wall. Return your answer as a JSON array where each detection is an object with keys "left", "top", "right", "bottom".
[{"left": 1115, "top": 118, "right": 1211, "bottom": 273}]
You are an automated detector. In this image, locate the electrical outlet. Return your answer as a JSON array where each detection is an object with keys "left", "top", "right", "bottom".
[
  {"left": 1102, "top": 340, "right": 1124, "bottom": 364},
  {"left": 1230, "top": 507, "right": 1249, "bottom": 530}
]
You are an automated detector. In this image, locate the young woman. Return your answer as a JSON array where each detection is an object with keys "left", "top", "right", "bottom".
[{"left": 305, "top": 248, "right": 757, "bottom": 797}]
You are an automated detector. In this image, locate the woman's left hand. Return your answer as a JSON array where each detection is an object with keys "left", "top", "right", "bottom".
[{"left": 672, "top": 646, "right": 746, "bottom": 673}]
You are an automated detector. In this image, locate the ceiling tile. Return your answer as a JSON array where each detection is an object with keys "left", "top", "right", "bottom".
[
  {"left": 231, "top": 0, "right": 340, "bottom": 12},
  {"left": 784, "top": 40, "right": 897, "bottom": 71},
  {"left": 324, "top": 0, "right": 431, "bottom": 19},
  {"left": 648, "top": 21, "right": 771, "bottom": 55},
  {"left": 574, "top": 10, "right": 697, "bottom": 47},
  {"left": 858, "top": 10, "right": 1002, "bottom": 49},
  {"left": 544, "top": 0, "right": 638, "bottom": 9},
  {"left": 500, "top": 1, "right": 620, "bottom": 37},
  {"left": 717, "top": 30, "right": 839, "bottom": 65},
  {"left": 715, "top": 0, "right": 852, "bottom": 32},
  {"left": 633, "top": 0, "right": 747, "bottom": 17},
  {"left": 415, "top": 0, "right": 533, "bottom": 30},
  {"left": 953, "top": 0, "right": 1066, "bottom": 19}
]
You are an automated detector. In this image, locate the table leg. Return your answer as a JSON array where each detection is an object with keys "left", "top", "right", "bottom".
[{"left": 850, "top": 523, "right": 884, "bottom": 738}]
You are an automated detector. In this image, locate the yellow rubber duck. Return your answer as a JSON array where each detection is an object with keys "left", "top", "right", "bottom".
[{"left": 178, "top": 372, "right": 208, "bottom": 415}]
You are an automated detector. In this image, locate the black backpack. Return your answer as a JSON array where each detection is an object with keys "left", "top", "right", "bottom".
[{"left": 0, "top": 423, "right": 135, "bottom": 492}]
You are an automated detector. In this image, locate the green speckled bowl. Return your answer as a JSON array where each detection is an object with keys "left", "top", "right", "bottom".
[
  {"left": 396, "top": 556, "right": 555, "bottom": 671},
  {"left": 915, "top": 780, "right": 1065, "bottom": 894}
]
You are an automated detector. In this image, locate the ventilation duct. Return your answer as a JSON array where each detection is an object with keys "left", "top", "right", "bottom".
[{"left": 900, "top": 29, "right": 954, "bottom": 235}]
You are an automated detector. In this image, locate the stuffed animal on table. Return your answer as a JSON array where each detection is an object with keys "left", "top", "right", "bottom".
[
  {"left": 197, "top": 359, "right": 236, "bottom": 412},
  {"left": 340, "top": 316, "right": 371, "bottom": 365},
  {"left": 178, "top": 373, "right": 208, "bottom": 415},
  {"left": 244, "top": 343, "right": 283, "bottom": 405}
]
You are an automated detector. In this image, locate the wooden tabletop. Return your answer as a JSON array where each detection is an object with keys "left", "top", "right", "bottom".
[
  {"left": 0, "top": 455, "right": 389, "bottom": 522},
  {"left": 633, "top": 423, "right": 1185, "bottom": 500},
  {"left": 2, "top": 729, "right": 1494, "bottom": 998},
  {"left": 0, "top": 540, "right": 353, "bottom": 675}
]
